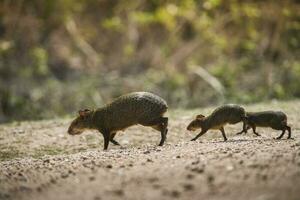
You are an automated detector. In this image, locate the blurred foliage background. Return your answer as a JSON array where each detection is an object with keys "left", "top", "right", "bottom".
[{"left": 0, "top": 0, "right": 299, "bottom": 122}]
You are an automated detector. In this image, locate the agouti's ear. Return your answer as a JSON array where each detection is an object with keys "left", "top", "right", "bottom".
[
  {"left": 196, "top": 114, "right": 205, "bottom": 119},
  {"left": 78, "top": 109, "right": 90, "bottom": 117}
]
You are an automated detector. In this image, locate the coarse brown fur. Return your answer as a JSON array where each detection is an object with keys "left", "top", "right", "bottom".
[
  {"left": 237, "top": 111, "right": 292, "bottom": 139},
  {"left": 68, "top": 92, "right": 168, "bottom": 150},
  {"left": 187, "top": 104, "right": 247, "bottom": 141}
]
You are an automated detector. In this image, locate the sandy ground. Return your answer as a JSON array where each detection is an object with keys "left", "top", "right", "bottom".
[{"left": 1, "top": 101, "right": 300, "bottom": 200}]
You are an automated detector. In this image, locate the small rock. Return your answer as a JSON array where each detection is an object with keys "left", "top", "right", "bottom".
[
  {"left": 146, "top": 158, "right": 153, "bottom": 162},
  {"left": 186, "top": 174, "right": 195, "bottom": 179},
  {"left": 261, "top": 174, "right": 268, "bottom": 181},
  {"left": 81, "top": 156, "right": 88, "bottom": 161},
  {"left": 36, "top": 186, "right": 42, "bottom": 192},
  {"left": 183, "top": 183, "right": 194, "bottom": 191},
  {"left": 191, "top": 160, "right": 200, "bottom": 165},
  {"left": 207, "top": 174, "right": 214, "bottom": 184},
  {"left": 94, "top": 196, "right": 101, "bottom": 200},
  {"left": 89, "top": 176, "right": 96, "bottom": 181},
  {"left": 248, "top": 163, "right": 260, "bottom": 168},
  {"left": 0, "top": 193, "right": 10, "bottom": 199},
  {"left": 61, "top": 172, "right": 69, "bottom": 179},
  {"left": 19, "top": 186, "right": 31, "bottom": 192},
  {"left": 144, "top": 150, "right": 151, "bottom": 154},
  {"left": 294, "top": 142, "right": 300, "bottom": 147},
  {"left": 13, "top": 129, "right": 25, "bottom": 134},
  {"left": 148, "top": 177, "right": 158, "bottom": 183},
  {"left": 106, "top": 164, "right": 113, "bottom": 169},
  {"left": 113, "top": 189, "right": 124, "bottom": 196},
  {"left": 163, "top": 189, "right": 180, "bottom": 198},
  {"left": 170, "top": 190, "right": 181, "bottom": 198},
  {"left": 191, "top": 166, "right": 205, "bottom": 174},
  {"left": 50, "top": 178, "right": 57, "bottom": 184},
  {"left": 43, "top": 159, "right": 50, "bottom": 163},
  {"left": 226, "top": 165, "right": 234, "bottom": 171}
]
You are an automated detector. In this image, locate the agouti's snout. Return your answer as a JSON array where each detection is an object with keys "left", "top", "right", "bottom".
[
  {"left": 68, "top": 110, "right": 92, "bottom": 135},
  {"left": 68, "top": 127, "right": 82, "bottom": 135},
  {"left": 186, "top": 126, "right": 194, "bottom": 131}
]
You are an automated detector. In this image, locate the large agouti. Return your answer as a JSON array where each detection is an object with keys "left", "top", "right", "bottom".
[
  {"left": 187, "top": 104, "right": 247, "bottom": 141},
  {"left": 237, "top": 111, "right": 292, "bottom": 139},
  {"left": 68, "top": 92, "right": 168, "bottom": 150}
]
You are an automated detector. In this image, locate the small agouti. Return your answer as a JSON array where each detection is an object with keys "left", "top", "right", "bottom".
[
  {"left": 187, "top": 104, "right": 247, "bottom": 141},
  {"left": 68, "top": 92, "right": 168, "bottom": 150},
  {"left": 237, "top": 111, "right": 292, "bottom": 139}
]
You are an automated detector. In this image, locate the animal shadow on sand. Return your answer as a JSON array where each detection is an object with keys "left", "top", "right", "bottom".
[{"left": 208, "top": 136, "right": 290, "bottom": 144}]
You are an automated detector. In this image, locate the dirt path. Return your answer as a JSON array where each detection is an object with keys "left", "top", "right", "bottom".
[{"left": 1, "top": 101, "right": 300, "bottom": 200}]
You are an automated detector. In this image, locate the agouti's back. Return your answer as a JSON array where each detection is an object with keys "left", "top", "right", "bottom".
[
  {"left": 247, "top": 111, "right": 287, "bottom": 127},
  {"left": 206, "top": 104, "right": 246, "bottom": 128},
  {"left": 94, "top": 92, "right": 168, "bottom": 131}
]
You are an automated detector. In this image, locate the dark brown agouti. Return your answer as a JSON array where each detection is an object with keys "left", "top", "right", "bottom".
[
  {"left": 187, "top": 104, "right": 247, "bottom": 141},
  {"left": 68, "top": 92, "right": 168, "bottom": 150},
  {"left": 237, "top": 111, "right": 292, "bottom": 139}
]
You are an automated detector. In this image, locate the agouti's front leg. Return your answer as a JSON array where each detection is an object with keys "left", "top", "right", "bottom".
[
  {"left": 102, "top": 131, "right": 110, "bottom": 150},
  {"left": 275, "top": 129, "right": 285, "bottom": 140},
  {"left": 236, "top": 122, "right": 249, "bottom": 135},
  {"left": 110, "top": 132, "right": 120, "bottom": 145},
  {"left": 191, "top": 129, "right": 207, "bottom": 141},
  {"left": 219, "top": 127, "right": 227, "bottom": 141},
  {"left": 251, "top": 125, "right": 261, "bottom": 136}
]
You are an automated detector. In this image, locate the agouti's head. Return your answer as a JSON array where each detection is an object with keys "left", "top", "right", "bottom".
[
  {"left": 187, "top": 114, "right": 206, "bottom": 131},
  {"left": 68, "top": 109, "right": 94, "bottom": 135}
]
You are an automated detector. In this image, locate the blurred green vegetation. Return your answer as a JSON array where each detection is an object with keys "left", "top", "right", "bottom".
[{"left": 0, "top": 0, "right": 299, "bottom": 122}]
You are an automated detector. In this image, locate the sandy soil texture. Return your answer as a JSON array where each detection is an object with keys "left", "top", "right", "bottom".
[{"left": 1, "top": 101, "right": 300, "bottom": 200}]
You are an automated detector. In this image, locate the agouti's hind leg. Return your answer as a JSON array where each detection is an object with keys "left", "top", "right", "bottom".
[
  {"left": 251, "top": 125, "right": 261, "bottom": 136},
  {"left": 110, "top": 132, "right": 120, "bottom": 145},
  {"left": 220, "top": 127, "right": 228, "bottom": 141},
  {"left": 158, "top": 117, "right": 168, "bottom": 146},
  {"left": 144, "top": 117, "right": 168, "bottom": 146},
  {"left": 159, "top": 127, "right": 168, "bottom": 146}
]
